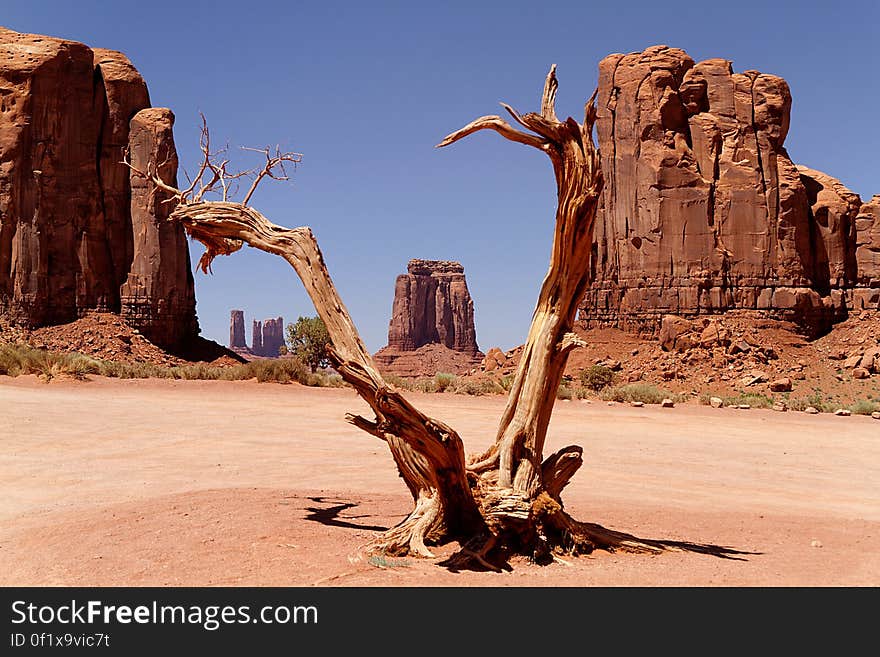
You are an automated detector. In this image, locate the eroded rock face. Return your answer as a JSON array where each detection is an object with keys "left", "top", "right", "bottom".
[
  {"left": 385, "top": 259, "right": 480, "bottom": 354},
  {"left": 581, "top": 45, "right": 876, "bottom": 335},
  {"left": 375, "top": 259, "right": 482, "bottom": 375},
  {"left": 120, "top": 108, "right": 197, "bottom": 345},
  {"left": 0, "top": 27, "right": 197, "bottom": 346},
  {"left": 229, "top": 310, "right": 246, "bottom": 349},
  {"left": 256, "top": 317, "right": 284, "bottom": 357},
  {"left": 855, "top": 195, "right": 880, "bottom": 294}
]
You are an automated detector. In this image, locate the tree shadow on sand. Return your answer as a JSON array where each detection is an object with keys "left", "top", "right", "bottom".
[
  {"left": 440, "top": 522, "right": 759, "bottom": 573},
  {"left": 303, "top": 496, "right": 389, "bottom": 532}
]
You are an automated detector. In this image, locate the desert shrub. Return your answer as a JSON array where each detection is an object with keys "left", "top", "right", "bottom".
[
  {"left": 383, "top": 374, "right": 414, "bottom": 391},
  {"left": 720, "top": 393, "right": 774, "bottom": 409},
  {"left": 788, "top": 392, "right": 834, "bottom": 413},
  {"left": 557, "top": 385, "right": 574, "bottom": 400},
  {"left": 599, "top": 383, "right": 681, "bottom": 405},
  {"left": 0, "top": 344, "right": 100, "bottom": 380},
  {"left": 849, "top": 399, "right": 879, "bottom": 415},
  {"left": 581, "top": 365, "right": 614, "bottom": 391},
  {"left": 499, "top": 374, "right": 515, "bottom": 392},
  {"left": 434, "top": 372, "right": 457, "bottom": 393},
  {"left": 452, "top": 378, "right": 505, "bottom": 396}
]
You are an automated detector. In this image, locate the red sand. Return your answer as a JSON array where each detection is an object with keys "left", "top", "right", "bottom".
[{"left": 1, "top": 375, "right": 877, "bottom": 586}]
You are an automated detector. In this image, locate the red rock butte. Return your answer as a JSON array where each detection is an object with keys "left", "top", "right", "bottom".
[
  {"left": 0, "top": 27, "right": 198, "bottom": 347},
  {"left": 581, "top": 45, "right": 879, "bottom": 337},
  {"left": 375, "top": 259, "right": 483, "bottom": 376}
]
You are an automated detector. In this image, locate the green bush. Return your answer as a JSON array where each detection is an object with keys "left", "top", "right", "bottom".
[
  {"left": 581, "top": 365, "right": 614, "bottom": 391},
  {"left": 286, "top": 316, "right": 331, "bottom": 372}
]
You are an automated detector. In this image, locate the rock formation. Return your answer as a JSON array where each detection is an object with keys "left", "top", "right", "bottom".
[
  {"left": 228, "top": 310, "right": 285, "bottom": 357},
  {"left": 259, "top": 317, "right": 285, "bottom": 357},
  {"left": 0, "top": 27, "right": 197, "bottom": 347},
  {"left": 252, "top": 320, "right": 263, "bottom": 355},
  {"left": 581, "top": 45, "right": 877, "bottom": 336},
  {"left": 375, "top": 259, "right": 482, "bottom": 375},
  {"left": 229, "top": 310, "right": 246, "bottom": 349}
]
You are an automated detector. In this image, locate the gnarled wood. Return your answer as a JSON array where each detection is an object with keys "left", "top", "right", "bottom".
[
  {"left": 170, "top": 201, "right": 485, "bottom": 555},
  {"left": 139, "top": 70, "right": 693, "bottom": 568},
  {"left": 438, "top": 64, "right": 602, "bottom": 497}
]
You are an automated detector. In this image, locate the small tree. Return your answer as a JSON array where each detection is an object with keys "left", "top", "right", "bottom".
[{"left": 286, "top": 316, "right": 330, "bottom": 372}]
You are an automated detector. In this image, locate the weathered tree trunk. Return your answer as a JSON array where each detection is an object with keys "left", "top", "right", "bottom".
[{"left": 167, "top": 67, "right": 669, "bottom": 568}]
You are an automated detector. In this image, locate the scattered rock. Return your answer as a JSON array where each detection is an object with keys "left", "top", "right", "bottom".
[
  {"left": 772, "top": 402, "right": 788, "bottom": 412},
  {"left": 737, "top": 404, "right": 751, "bottom": 410},
  {"left": 709, "top": 396, "right": 723, "bottom": 408},
  {"left": 843, "top": 355, "right": 862, "bottom": 369},
  {"left": 769, "top": 377, "right": 792, "bottom": 392},
  {"left": 742, "top": 371, "right": 767, "bottom": 386},
  {"left": 630, "top": 401, "right": 644, "bottom": 407},
  {"left": 804, "top": 407, "right": 820, "bottom": 414},
  {"left": 810, "top": 540, "right": 823, "bottom": 548},
  {"left": 661, "top": 398, "right": 675, "bottom": 408},
  {"left": 852, "top": 367, "right": 870, "bottom": 379},
  {"left": 871, "top": 411, "right": 880, "bottom": 420},
  {"left": 834, "top": 409, "right": 851, "bottom": 416}
]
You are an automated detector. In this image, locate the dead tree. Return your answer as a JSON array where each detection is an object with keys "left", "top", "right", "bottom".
[{"left": 129, "top": 71, "right": 671, "bottom": 568}]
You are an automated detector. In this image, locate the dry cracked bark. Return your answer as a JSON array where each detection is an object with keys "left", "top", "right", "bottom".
[{"left": 132, "top": 71, "right": 742, "bottom": 569}]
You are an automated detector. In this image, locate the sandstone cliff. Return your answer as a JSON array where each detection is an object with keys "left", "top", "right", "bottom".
[
  {"left": 0, "top": 27, "right": 197, "bottom": 347},
  {"left": 581, "top": 45, "right": 877, "bottom": 336}
]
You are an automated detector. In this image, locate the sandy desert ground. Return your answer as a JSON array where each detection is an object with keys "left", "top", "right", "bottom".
[{"left": 0, "top": 375, "right": 877, "bottom": 586}]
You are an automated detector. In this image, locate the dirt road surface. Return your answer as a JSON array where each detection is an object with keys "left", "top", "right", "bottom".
[{"left": 1, "top": 376, "right": 877, "bottom": 586}]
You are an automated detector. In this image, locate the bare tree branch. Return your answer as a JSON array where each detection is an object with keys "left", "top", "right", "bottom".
[{"left": 436, "top": 115, "right": 547, "bottom": 150}]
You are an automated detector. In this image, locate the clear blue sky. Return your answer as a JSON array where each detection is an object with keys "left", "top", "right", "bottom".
[{"left": 5, "top": 1, "right": 878, "bottom": 352}]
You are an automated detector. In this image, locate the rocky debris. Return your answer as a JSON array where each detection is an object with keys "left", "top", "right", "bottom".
[
  {"left": 852, "top": 368, "right": 870, "bottom": 380},
  {"left": 21, "top": 312, "right": 238, "bottom": 367},
  {"left": 230, "top": 311, "right": 247, "bottom": 349},
  {"left": 661, "top": 398, "right": 675, "bottom": 408},
  {"left": 834, "top": 409, "right": 852, "bottom": 416},
  {"left": 659, "top": 315, "right": 697, "bottom": 351},
  {"left": 770, "top": 378, "right": 792, "bottom": 392},
  {"left": 374, "top": 343, "right": 484, "bottom": 378},
  {"left": 709, "top": 396, "right": 723, "bottom": 408},
  {"left": 772, "top": 402, "right": 788, "bottom": 412},
  {"left": 581, "top": 45, "right": 878, "bottom": 337},
  {"left": 742, "top": 371, "right": 767, "bottom": 386},
  {"left": 872, "top": 412, "right": 880, "bottom": 420},
  {"left": 481, "top": 347, "right": 507, "bottom": 371},
  {"left": 0, "top": 28, "right": 197, "bottom": 347},
  {"left": 375, "top": 259, "right": 483, "bottom": 376},
  {"left": 805, "top": 407, "right": 820, "bottom": 414}
]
